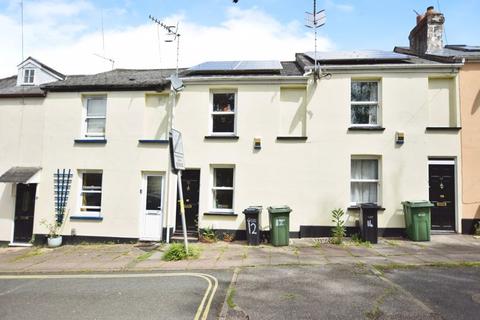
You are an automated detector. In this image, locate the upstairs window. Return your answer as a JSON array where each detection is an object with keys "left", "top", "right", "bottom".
[
  {"left": 351, "top": 81, "right": 379, "bottom": 126},
  {"left": 211, "top": 92, "right": 236, "bottom": 135},
  {"left": 23, "top": 69, "right": 35, "bottom": 84},
  {"left": 212, "top": 167, "right": 234, "bottom": 211},
  {"left": 79, "top": 172, "right": 103, "bottom": 216},
  {"left": 84, "top": 96, "right": 107, "bottom": 138},
  {"left": 351, "top": 159, "right": 379, "bottom": 205}
]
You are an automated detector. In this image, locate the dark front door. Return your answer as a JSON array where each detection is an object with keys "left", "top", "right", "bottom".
[
  {"left": 13, "top": 183, "right": 37, "bottom": 242},
  {"left": 176, "top": 170, "right": 200, "bottom": 231},
  {"left": 429, "top": 163, "right": 456, "bottom": 230}
]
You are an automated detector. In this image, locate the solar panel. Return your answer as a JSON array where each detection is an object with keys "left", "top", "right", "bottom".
[
  {"left": 305, "top": 50, "right": 410, "bottom": 62},
  {"left": 189, "top": 60, "right": 283, "bottom": 72},
  {"left": 445, "top": 45, "right": 480, "bottom": 52}
]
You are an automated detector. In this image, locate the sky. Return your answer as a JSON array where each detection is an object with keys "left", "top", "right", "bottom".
[{"left": 0, "top": 0, "right": 479, "bottom": 78}]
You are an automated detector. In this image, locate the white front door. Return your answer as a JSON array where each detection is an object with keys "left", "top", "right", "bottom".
[{"left": 140, "top": 174, "right": 163, "bottom": 241}]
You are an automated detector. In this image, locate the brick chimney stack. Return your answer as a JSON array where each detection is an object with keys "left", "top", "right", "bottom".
[{"left": 409, "top": 6, "right": 445, "bottom": 54}]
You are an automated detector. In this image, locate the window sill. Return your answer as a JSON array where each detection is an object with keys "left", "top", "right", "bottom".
[
  {"left": 425, "top": 127, "right": 462, "bottom": 132},
  {"left": 138, "top": 139, "right": 169, "bottom": 144},
  {"left": 70, "top": 216, "right": 103, "bottom": 221},
  {"left": 276, "top": 136, "right": 308, "bottom": 141},
  {"left": 348, "top": 126, "right": 385, "bottom": 131},
  {"left": 347, "top": 206, "right": 386, "bottom": 211},
  {"left": 204, "top": 211, "right": 238, "bottom": 216},
  {"left": 74, "top": 139, "right": 107, "bottom": 144},
  {"left": 204, "top": 136, "right": 239, "bottom": 140}
]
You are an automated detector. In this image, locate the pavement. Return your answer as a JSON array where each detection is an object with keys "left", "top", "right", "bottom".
[
  {"left": 0, "top": 234, "right": 478, "bottom": 273},
  {"left": 0, "top": 234, "right": 479, "bottom": 319}
]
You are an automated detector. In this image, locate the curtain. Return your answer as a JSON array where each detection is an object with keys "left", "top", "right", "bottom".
[{"left": 351, "top": 160, "right": 378, "bottom": 203}]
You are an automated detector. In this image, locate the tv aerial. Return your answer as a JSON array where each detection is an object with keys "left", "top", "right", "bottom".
[
  {"left": 305, "top": 0, "right": 327, "bottom": 80},
  {"left": 149, "top": 15, "right": 181, "bottom": 77}
]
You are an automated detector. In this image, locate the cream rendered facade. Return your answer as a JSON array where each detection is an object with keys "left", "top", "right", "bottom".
[
  {"left": 0, "top": 63, "right": 463, "bottom": 243},
  {"left": 0, "top": 97, "right": 46, "bottom": 242}
]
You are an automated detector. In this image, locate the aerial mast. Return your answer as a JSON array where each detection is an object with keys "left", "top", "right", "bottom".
[{"left": 305, "top": 0, "right": 326, "bottom": 79}]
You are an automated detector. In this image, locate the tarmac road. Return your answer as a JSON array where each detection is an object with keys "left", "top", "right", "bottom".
[
  {"left": 0, "top": 271, "right": 232, "bottom": 320},
  {"left": 384, "top": 266, "right": 480, "bottom": 320}
]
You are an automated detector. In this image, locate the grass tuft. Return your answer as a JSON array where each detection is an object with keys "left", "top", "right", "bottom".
[
  {"left": 136, "top": 251, "right": 153, "bottom": 262},
  {"left": 163, "top": 243, "right": 200, "bottom": 261},
  {"left": 227, "top": 287, "right": 236, "bottom": 308}
]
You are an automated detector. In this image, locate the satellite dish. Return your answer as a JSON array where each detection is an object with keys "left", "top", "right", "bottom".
[{"left": 169, "top": 74, "right": 184, "bottom": 92}]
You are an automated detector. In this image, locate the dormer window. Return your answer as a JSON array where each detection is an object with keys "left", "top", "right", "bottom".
[{"left": 23, "top": 69, "right": 35, "bottom": 84}]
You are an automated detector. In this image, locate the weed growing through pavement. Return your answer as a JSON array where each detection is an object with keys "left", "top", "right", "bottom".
[
  {"left": 11, "top": 248, "right": 46, "bottom": 262},
  {"left": 365, "top": 286, "right": 397, "bottom": 320},
  {"left": 136, "top": 251, "right": 153, "bottom": 262},
  {"left": 227, "top": 287, "right": 237, "bottom": 308},
  {"left": 330, "top": 208, "right": 346, "bottom": 245},
  {"left": 280, "top": 293, "right": 297, "bottom": 300},
  {"left": 163, "top": 243, "right": 200, "bottom": 261},
  {"left": 385, "top": 240, "right": 399, "bottom": 247},
  {"left": 349, "top": 233, "right": 372, "bottom": 248}
]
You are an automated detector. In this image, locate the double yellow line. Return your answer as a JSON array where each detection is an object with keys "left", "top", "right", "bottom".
[{"left": 0, "top": 272, "right": 219, "bottom": 320}]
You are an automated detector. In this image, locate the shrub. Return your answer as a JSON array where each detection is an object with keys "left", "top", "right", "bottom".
[
  {"left": 474, "top": 222, "right": 480, "bottom": 236},
  {"left": 223, "top": 232, "right": 235, "bottom": 242},
  {"left": 330, "top": 208, "right": 346, "bottom": 245},
  {"left": 200, "top": 226, "right": 217, "bottom": 243},
  {"left": 163, "top": 243, "right": 200, "bottom": 261}
]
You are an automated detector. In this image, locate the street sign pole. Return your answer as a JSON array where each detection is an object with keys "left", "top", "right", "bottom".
[
  {"left": 176, "top": 170, "right": 189, "bottom": 254},
  {"left": 170, "top": 128, "right": 188, "bottom": 254}
]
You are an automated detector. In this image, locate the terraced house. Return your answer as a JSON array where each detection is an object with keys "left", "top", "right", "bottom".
[{"left": 0, "top": 40, "right": 466, "bottom": 246}]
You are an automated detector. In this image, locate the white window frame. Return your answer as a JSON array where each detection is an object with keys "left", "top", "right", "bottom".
[
  {"left": 350, "top": 157, "right": 381, "bottom": 206},
  {"left": 210, "top": 165, "right": 235, "bottom": 213},
  {"left": 78, "top": 170, "right": 103, "bottom": 217},
  {"left": 209, "top": 90, "right": 237, "bottom": 136},
  {"left": 350, "top": 80, "right": 381, "bottom": 127},
  {"left": 83, "top": 96, "right": 107, "bottom": 139},
  {"left": 23, "top": 69, "right": 35, "bottom": 85}
]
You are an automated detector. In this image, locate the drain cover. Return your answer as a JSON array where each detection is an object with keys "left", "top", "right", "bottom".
[{"left": 472, "top": 293, "right": 480, "bottom": 304}]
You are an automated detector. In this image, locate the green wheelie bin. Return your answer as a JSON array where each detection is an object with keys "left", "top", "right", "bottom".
[
  {"left": 268, "top": 206, "right": 291, "bottom": 246},
  {"left": 402, "top": 201, "right": 434, "bottom": 241}
]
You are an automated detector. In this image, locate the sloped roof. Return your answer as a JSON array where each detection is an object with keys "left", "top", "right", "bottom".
[
  {"left": 0, "top": 76, "right": 45, "bottom": 97},
  {"left": 41, "top": 68, "right": 177, "bottom": 92}
]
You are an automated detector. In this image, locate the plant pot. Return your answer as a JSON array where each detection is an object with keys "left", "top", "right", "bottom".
[{"left": 47, "top": 236, "right": 63, "bottom": 248}]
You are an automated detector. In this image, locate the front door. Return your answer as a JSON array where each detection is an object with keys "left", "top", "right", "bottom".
[
  {"left": 140, "top": 174, "right": 163, "bottom": 241},
  {"left": 429, "top": 161, "right": 456, "bottom": 230},
  {"left": 176, "top": 170, "right": 200, "bottom": 231},
  {"left": 13, "top": 183, "right": 37, "bottom": 243}
]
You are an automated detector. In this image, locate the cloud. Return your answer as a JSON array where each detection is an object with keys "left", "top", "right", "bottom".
[{"left": 0, "top": 1, "right": 334, "bottom": 77}]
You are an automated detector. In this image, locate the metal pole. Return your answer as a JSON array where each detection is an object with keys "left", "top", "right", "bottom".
[
  {"left": 313, "top": 0, "right": 318, "bottom": 78},
  {"left": 177, "top": 170, "right": 189, "bottom": 254},
  {"left": 164, "top": 90, "right": 175, "bottom": 244}
]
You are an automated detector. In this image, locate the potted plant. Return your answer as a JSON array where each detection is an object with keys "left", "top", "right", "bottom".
[{"left": 40, "top": 216, "right": 66, "bottom": 248}]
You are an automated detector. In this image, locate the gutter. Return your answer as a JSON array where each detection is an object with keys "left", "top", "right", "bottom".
[
  {"left": 0, "top": 93, "right": 46, "bottom": 98},
  {"left": 308, "top": 63, "right": 463, "bottom": 73}
]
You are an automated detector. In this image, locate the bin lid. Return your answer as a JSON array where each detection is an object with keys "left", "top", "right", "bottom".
[
  {"left": 243, "top": 207, "right": 260, "bottom": 214},
  {"left": 401, "top": 200, "right": 434, "bottom": 208},
  {"left": 360, "top": 203, "right": 380, "bottom": 208},
  {"left": 267, "top": 206, "right": 291, "bottom": 214}
]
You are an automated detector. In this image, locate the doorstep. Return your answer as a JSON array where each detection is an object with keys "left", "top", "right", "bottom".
[{"left": 8, "top": 242, "right": 33, "bottom": 247}]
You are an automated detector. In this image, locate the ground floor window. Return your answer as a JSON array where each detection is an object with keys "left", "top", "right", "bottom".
[
  {"left": 351, "top": 159, "right": 379, "bottom": 205},
  {"left": 79, "top": 171, "right": 103, "bottom": 216},
  {"left": 212, "top": 166, "right": 234, "bottom": 211}
]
